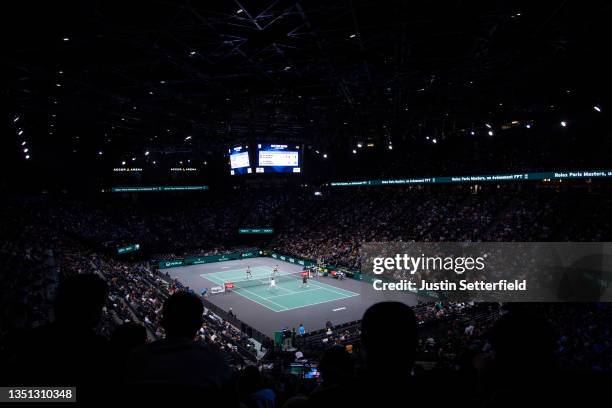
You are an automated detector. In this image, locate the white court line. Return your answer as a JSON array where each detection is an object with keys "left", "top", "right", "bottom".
[
  {"left": 233, "top": 287, "right": 288, "bottom": 311},
  {"left": 266, "top": 287, "right": 324, "bottom": 299},
  {"left": 308, "top": 280, "right": 360, "bottom": 297},
  {"left": 278, "top": 293, "right": 360, "bottom": 312},
  {"left": 206, "top": 266, "right": 268, "bottom": 279}
]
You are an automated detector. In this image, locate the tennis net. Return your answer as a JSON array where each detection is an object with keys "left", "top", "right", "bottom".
[{"left": 228, "top": 271, "right": 307, "bottom": 289}]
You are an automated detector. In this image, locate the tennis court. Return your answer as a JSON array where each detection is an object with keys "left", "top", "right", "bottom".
[{"left": 201, "top": 266, "right": 359, "bottom": 312}]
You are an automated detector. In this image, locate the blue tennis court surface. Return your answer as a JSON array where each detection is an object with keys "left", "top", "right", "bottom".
[{"left": 201, "top": 266, "right": 359, "bottom": 312}]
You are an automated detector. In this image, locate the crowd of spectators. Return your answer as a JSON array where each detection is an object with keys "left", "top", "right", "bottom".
[{"left": 1, "top": 184, "right": 612, "bottom": 406}]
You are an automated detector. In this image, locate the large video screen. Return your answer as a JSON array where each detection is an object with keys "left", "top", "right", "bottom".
[
  {"left": 256, "top": 143, "right": 301, "bottom": 174},
  {"left": 229, "top": 145, "right": 252, "bottom": 175}
]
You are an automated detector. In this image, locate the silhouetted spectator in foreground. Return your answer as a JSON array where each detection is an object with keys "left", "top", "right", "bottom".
[
  {"left": 308, "top": 345, "right": 354, "bottom": 407},
  {"left": 109, "top": 322, "right": 147, "bottom": 382},
  {"left": 237, "top": 365, "right": 276, "bottom": 408},
  {"left": 126, "top": 291, "right": 230, "bottom": 402},
  {"left": 3, "top": 274, "right": 110, "bottom": 400},
  {"left": 482, "top": 309, "right": 561, "bottom": 407},
  {"left": 359, "top": 302, "right": 417, "bottom": 405}
]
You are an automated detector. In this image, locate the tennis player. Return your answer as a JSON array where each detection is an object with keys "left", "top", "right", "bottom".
[
  {"left": 301, "top": 273, "right": 309, "bottom": 288},
  {"left": 268, "top": 275, "right": 277, "bottom": 291}
]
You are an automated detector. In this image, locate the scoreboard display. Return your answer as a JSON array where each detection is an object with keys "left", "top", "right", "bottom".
[
  {"left": 229, "top": 145, "right": 252, "bottom": 175},
  {"left": 256, "top": 144, "right": 301, "bottom": 173}
]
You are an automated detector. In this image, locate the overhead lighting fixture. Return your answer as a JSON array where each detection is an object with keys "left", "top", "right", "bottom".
[
  {"left": 237, "top": 9, "right": 243, "bottom": 14},
  {"left": 98, "top": 151, "right": 103, "bottom": 155},
  {"left": 432, "top": 138, "right": 437, "bottom": 144},
  {"left": 388, "top": 145, "right": 393, "bottom": 150},
  {"left": 594, "top": 106, "right": 602, "bottom": 112},
  {"left": 349, "top": 34, "right": 356, "bottom": 38},
  {"left": 357, "top": 143, "right": 362, "bottom": 148},
  {"left": 485, "top": 123, "right": 492, "bottom": 129},
  {"left": 18, "top": 130, "right": 24, "bottom": 136},
  {"left": 526, "top": 124, "right": 531, "bottom": 129},
  {"left": 145, "top": 151, "right": 150, "bottom": 156},
  {"left": 122, "top": 161, "right": 126, "bottom": 166},
  {"left": 470, "top": 131, "right": 475, "bottom": 135},
  {"left": 21, "top": 141, "right": 26, "bottom": 146},
  {"left": 189, "top": 51, "right": 196, "bottom": 56},
  {"left": 63, "top": 37, "right": 70, "bottom": 41},
  {"left": 560, "top": 121, "right": 567, "bottom": 127},
  {"left": 488, "top": 130, "right": 494, "bottom": 136},
  {"left": 23, "top": 148, "right": 28, "bottom": 153},
  {"left": 185, "top": 136, "right": 192, "bottom": 140},
  {"left": 13, "top": 116, "right": 20, "bottom": 123},
  {"left": 323, "top": 154, "right": 328, "bottom": 158},
  {"left": 25, "top": 155, "right": 30, "bottom": 160},
  {"left": 352, "top": 149, "right": 357, "bottom": 154}
]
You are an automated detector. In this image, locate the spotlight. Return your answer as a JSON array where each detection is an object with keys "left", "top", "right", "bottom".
[
  {"left": 122, "top": 161, "right": 126, "bottom": 165},
  {"left": 526, "top": 124, "right": 531, "bottom": 129},
  {"left": 23, "top": 148, "right": 28, "bottom": 153},
  {"left": 594, "top": 106, "right": 602, "bottom": 112},
  {"left": 352, "top": 149, "right": 357, "bottom": 154},
  {"left": 25, "top": 155, "right": 30, "bottom": 159},
  {"left": 18, "top": 130, "right": 24, "bottom": 136},
  {"left": 145, "top": 151, "right": 150, "bottom": 156},
  {"left": 98, "top": 151, "right": 103, "bottom": 155},
  {"left": 488, "top": 130, "right": 494, "bottom": 136},
  {"left": 323, "top": 154, "right": 328, "bottom": 158},
  {"left": 388, "top": 145, "right": 393, "bottom": 150},
  {"left": 21, "top": 141, "right": 26, "bottom": 146},
  {"left": 63, "top": 37, "right": 69, "bottom": 41},
  {"left": 237, "top": 9, "right": 243, "bottom": 14},
  {"left": 357, "top": 143, "right": 362, "bottom": 148},
  {"left": 349, "top": 34, "right": 356, "bottom": 38},
  {"left": 485, "top": 123, "right": 492, "bottom": 129},
  {"left": 470, "top": 131, "right": 475, "bottom": 135},
  {"left": 432, "top": 138, "right": 437, "bottom": 144},
  {"left": 560, "top": 121, "right": 567, "bottom": 127}
]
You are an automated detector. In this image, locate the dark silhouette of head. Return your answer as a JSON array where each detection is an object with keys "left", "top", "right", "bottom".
[
  {"left": 111, "top": 322, "right": 147, "bottom": 352},
  {"left": 319, "top": 345, "right": 353, "bottom": 385},
  {"left": 361, "top": 302, "right": 417, "bottom": 375},
  {"left": 489, "top": 309, "right": 556, "bottom": 372},
  {"left": 237, "top": 365, "right": 264, "bottom": 397},
  {"left": 53, "top": 274, "right": 108, "bottom": 330},
  {"left": 161, "top": 291, "right": 203, "bottom": 339}
]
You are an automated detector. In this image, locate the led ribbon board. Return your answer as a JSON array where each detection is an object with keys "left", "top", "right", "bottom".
[{"left": 330, "top": 170, "right": 612, "bottom": 187}]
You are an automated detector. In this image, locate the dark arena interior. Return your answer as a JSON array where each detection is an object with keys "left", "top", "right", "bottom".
[{"left": 2, "top": 0, "right": 612, "bottom": 406}]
